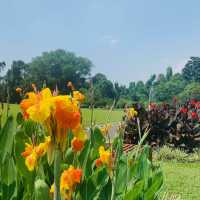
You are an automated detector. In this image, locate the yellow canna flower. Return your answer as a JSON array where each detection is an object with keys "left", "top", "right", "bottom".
[
  {"left": 73, "top": 91, "right": 85, "bottom": 103},
  {"left": 98, "top": 146, "right": 112, "bottom": 166},
  {"left": 127, "top": 108, "right": 138, "bottom": 119},
  {"left": 21, "top": 137, "right": 51, "bottom": 171},
  {"left": 25, "top": 151, "right": 37, "bottom": 171}
]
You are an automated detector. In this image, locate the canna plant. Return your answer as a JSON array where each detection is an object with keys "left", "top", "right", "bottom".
[{"left": 0, "top": 84, "right": 163, "bottom": 200}]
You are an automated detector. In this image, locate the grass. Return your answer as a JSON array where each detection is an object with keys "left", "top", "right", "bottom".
[
  {"left": 161, "top": 162, "right": 200, "bottom": 200},
  {"left": 1, "top": 104, "right": 124, "bottom": 126}
]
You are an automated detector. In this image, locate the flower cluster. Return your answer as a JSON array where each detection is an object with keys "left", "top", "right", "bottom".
[
  {"left": 50, "top": 166, "right": 82, "bottom": 200},
  {"left": 21, "top": 136, "right": 51, "bottom": 171}
]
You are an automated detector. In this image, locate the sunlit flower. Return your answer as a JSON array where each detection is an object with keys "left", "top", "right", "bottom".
[
  {"left": 21, "top": 143, "right": 34, "bottom": 158},
  {"left": 16, "top": 87, "right": 22, "bottom": 93},
  {"left": 21, "top": 137, "right": 51, "bottom": 171},
  {"left": 73, "top": 91, "right": 85, "bottom": 103},
  {"left": 25, "top": 152, "right": 37, "bottom": 171},
  {"left": 35, "top": 136, "right": 51, "bottom": 156},
  {"left": 127, "top": 108, "right": 138, "bottom": 119},
  {"left": 54, "top": 95, "right": 80, "bottom": 130},
  {"left": 71, "top": 137, "right": 84, "bottom": 152},
  {"left": 60, "top": 166, "right": 82, "bottom": 200},
  {"left": 98, "top": 146, "right": 112, "bottom": 166}
]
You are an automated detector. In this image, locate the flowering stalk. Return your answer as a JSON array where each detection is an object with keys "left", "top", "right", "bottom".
[{"left": 54, "top": 148, "right": 61, "bottom": 200}]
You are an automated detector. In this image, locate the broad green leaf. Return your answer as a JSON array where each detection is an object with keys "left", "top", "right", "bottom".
[
  {"left": 91, "top": 127, "right": 105, "bottom": 149},
  {"left": 115, "top": 155, "right": 127, "bottom": 195},
  {"left": 1, "top": 156, "right": 17, "bottom": 186},
  {"left": 79, "top": 167, "right": 109, "bottom": 200},
  {"left": 1, "top": 182, "right": 17, "bottom": 200},
  {"left": 144, "top": 170, "right": 164, "bottom": 200},
  {"left": 34, "top": 179, "right": 50, "bottom": 200},
  {"left": 124, "top": 180, "right": 144, "bottom": 200},
  {"left": 0, "top": 116, "right": 15, "bottom": 163}
]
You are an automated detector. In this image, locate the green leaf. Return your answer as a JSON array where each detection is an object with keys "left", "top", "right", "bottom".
[
  {"left": 98, "top": 178, "right": 112, "bottom": 200},
  {"left": 124, "top": 180, "right": 144, "bottom": 200},
  {"left": 1, "top": 182, "right": 17, "bottom": 200},
  {"left": 79, "top": 167, "right": 109, "bottom": 200},
  {"left": 64, "top": 148, "right": 74, "bottom": 164},
  {"left": 14, "top": 130, "right": 30, "bottom": 178},
  {"left": 144, "top": 170, "right": 163, "bottom": 200},
  {"left": 115, "top": 155, "right": 127, "bottom": 196},
  {"left": 0, "top": 116, "right": 15, "bottom": 163},
  {"left": 91, "top": 127, "right": 105, "bottom": 149},
  {"left": 78, "top": 140, "right": 91, "bottom": 178},
  {"left": 34, "top": 179, "right": 50, "bottom": 200},
  {"left": 1, "top": 156, "right": 17, "bottom": 186}
]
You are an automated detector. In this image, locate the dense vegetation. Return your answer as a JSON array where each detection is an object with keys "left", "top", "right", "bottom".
[{"left": 1, "top": 50, "right": 200, "bottom": 107}]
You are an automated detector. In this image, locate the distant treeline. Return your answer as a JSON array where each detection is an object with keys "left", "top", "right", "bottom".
[{"left": 0, "top": 49, "right": 200, "bottom": 107}]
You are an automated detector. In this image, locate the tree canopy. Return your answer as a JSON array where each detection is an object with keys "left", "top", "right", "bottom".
[{"left": 1, "top": 52, "right": 200, "bottom": 107}]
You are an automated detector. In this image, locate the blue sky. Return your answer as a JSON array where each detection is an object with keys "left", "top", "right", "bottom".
[{"left": 1, "top": 0, "right": 200, "bottom": 85}]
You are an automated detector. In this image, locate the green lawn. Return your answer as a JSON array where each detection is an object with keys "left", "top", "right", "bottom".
[
  {"left": 1, "top": 104, "right": 124, "bottom": 126},
  {"left": 161, "top": 162, "right": 200, "bottom": 200}
]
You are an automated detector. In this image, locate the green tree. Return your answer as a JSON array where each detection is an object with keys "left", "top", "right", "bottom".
[
  {"left": 166, "top": 66, "right": 173, "bottom": 81},
  {"left": 27, "top": 49, "right": 93, "bottom": 91},
  {"left": 182, "top": 57, "right": 200, "bottom": 82}
]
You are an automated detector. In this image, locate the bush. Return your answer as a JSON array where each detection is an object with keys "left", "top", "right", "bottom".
[{"left": 154, "top": 146, "right": 200, "bottom": 162}]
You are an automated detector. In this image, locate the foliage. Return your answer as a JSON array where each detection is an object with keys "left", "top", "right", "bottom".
[
  {"left": 0, "top": 87, "right": 163, "bottom": 200},
  {"left": 153, "top": 146, "right": 200, "bottom": 162}
]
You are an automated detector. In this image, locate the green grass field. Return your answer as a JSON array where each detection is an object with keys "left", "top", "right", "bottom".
[
  {"left": 162, "top": 162, "right": 200, "bottom": 200},
  {"left": 1, "top": 104, "right": 124, "bottom": 126}
]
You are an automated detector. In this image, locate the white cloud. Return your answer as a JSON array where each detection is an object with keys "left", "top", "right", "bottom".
[{"left": 101, "top": 35, "right": 119, "bottom": 46}]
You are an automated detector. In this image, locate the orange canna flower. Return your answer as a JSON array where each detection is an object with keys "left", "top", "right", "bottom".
[
  {"left": 95, "top": 158, "right": 103, "bottom": 167},
  {"left": 16, "top": 87, "right": 22, "bottom": 93},
  {"left": 54, "top": 96, "right": 80, "bottom": 130},
  {"left": 71, "top": 137, "right": 84, "bottom": 152},
  {"left": 21, "top": 143, "right": 34, "bottom": 158},
  {"left": 60, "top": 166, "right": 82, "bottom": 199}
]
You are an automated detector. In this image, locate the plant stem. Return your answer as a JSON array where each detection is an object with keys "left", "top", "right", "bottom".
[{"left": 54, "top": 148, "right": 61, "bottom": 200}]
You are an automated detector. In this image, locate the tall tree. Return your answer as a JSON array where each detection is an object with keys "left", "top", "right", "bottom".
[
  {"left": 27, "top": 49, "right": 93, "bottom": 91},
  {"left": 182, "top": 57, "right": 200, "bottom": 82},
  {"left": 166, "top": 66, "right": 173, "bottom": 81}
]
